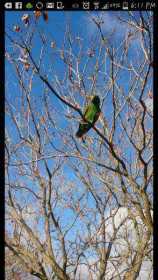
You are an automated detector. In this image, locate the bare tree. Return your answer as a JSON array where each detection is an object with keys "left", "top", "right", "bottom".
[{"left": 5, "top": 11, "right": 153, "bottom": 280}]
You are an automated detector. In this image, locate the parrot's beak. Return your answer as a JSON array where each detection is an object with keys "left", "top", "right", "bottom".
[{"left": 87, "top": 95, "right": 93, "bottom": 101}]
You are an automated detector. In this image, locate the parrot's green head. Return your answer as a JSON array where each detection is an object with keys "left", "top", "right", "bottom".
[{"left": 92, "top": 95, "right": 100, "bottom": 106}]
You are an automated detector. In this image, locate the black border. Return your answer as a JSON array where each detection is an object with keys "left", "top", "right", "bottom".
[
  {"left": 1, "top": 3, "right": 5, "bottom": 280},
  {"left": 153, "top": 8, "right": 158, "bottom": 280},
  {"left": 2, "top": 0, "right": 157, "bottom": 11},
  {"left": 2, "top": 1, "right": 157, "bottom": 280}
]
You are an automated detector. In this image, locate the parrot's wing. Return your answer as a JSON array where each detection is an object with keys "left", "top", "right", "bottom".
[
  {"left": 83, "top": 104, "right": 90, "bottom": 118},
  {"left": 84, "top": 104, "right": 97, "bottom": 123},
  {"left": 93, "top": 110, "right": 101, "bottom": 123},
  {"left": 81, "top": 104, "right": 91, "bottom": 123}
]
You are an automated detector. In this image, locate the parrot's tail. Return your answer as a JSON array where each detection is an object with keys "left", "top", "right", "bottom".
[
  {"left": 76, "top": 123, "right": 91, "bottom": 138},
  {"left": 76, "top": 130, "right": 84, "bottom": 138}
]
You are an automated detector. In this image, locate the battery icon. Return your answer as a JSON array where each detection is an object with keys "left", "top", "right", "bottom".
[{"left": 122, "top": 2, "right": 128, "bottom": 9}]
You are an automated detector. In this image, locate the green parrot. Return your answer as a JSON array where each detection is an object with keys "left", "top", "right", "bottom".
[{"left": 76, "top": 95, "right": 101, "bottom": 138}]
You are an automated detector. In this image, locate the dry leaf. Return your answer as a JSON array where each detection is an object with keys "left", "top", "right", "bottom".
[
  {"left": 34, "top": 11, "right": 41, "bottom": 20},
  {"left": 42, "top": 12, "right": 48, "bottom": 22},
  {"left": 13, "top": 25, "right": 20, "bottom": 32},
  {"left": 21, "top": 14, "right": 30, "bottom": 26},
  {"left": 24, "top": 62, "right": 30, "bottom": 71}
]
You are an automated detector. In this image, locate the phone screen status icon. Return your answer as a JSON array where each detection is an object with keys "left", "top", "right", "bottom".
[
  {"left": 83, "top": 2, "right": 90, "bottom": 9},
  {"left": 122, "top": 2, "right": 129, "bottom": 9},
  {"left": 46, "top": 3, "right": 55, "bottom": 9}
]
